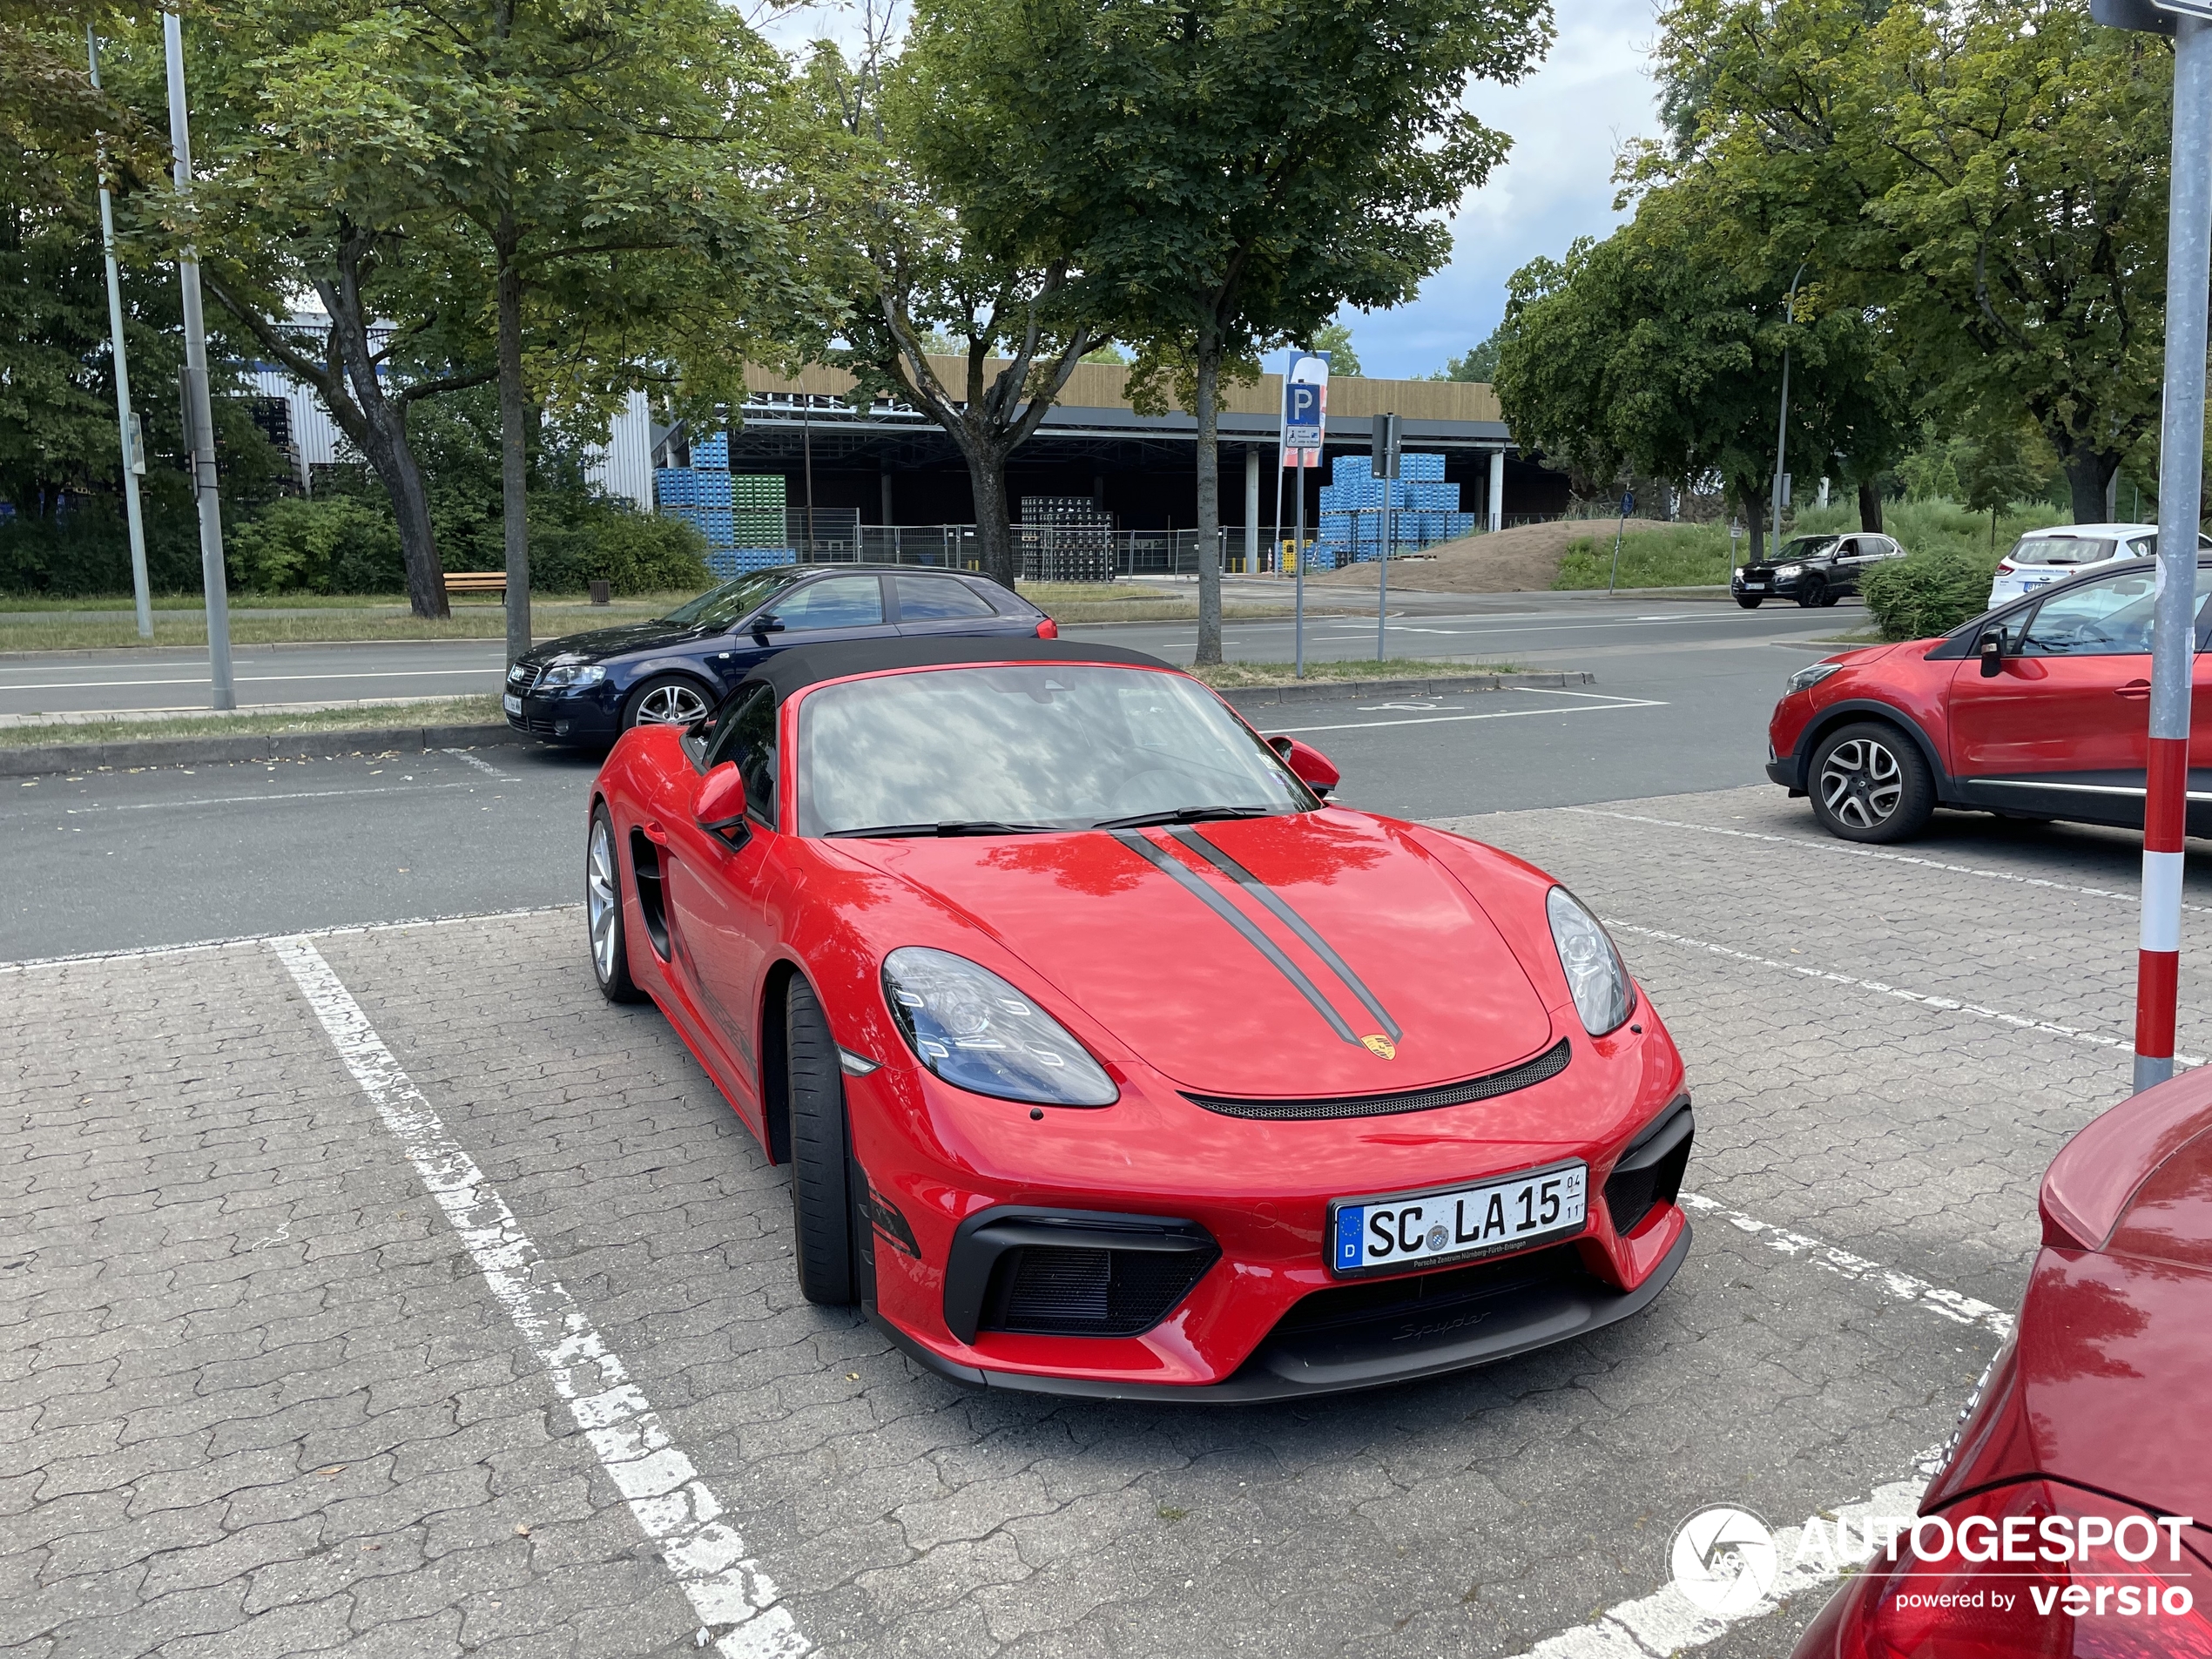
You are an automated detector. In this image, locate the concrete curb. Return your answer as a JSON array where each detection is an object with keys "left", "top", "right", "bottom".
[
  {"left": 1217, "top": 670, "right": 1595, "bottom": 706},
  {"left": 0, "top": 636, "right": 566, "bottom": 664},
  {"left": 0, "top": 722, "right": 526, "bottom": 779}
]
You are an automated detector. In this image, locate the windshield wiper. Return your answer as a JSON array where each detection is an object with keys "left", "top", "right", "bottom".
[
  {"left": 1091, "top": 805, "right": 1278, "bottom": 830},
  {"left": 826, "top": 819, "right": 1062, "bottom": 838}
]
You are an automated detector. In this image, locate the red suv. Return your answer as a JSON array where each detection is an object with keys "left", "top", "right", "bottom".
[{"left": 1768, "top": 555, "right": 2212, "bottom": 842}]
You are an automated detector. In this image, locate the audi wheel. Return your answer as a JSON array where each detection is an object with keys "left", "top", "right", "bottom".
[{"left": 623, "top": 675, "right": 712, "bottom": 732}]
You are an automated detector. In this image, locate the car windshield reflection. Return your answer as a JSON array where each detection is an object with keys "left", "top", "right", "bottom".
[
  {"left": 659, "top": 570, "right": 800, "bottom": 630},
  {"left": 797, "top": 665, "right": 1314, "bottom": 837}
]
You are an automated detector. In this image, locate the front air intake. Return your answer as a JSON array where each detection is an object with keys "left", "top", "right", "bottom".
[
  {"left": 942, "top": 1209, "right": 1219, "bottom": 1343},
  {"left": 1602, "top": 1101, "right": 1694, "bottom": 1238}
]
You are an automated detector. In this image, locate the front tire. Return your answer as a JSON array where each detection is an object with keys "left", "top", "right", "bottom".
[
  {"left": 623, "top": 674, "right": 713, "bottom": 732},
  {"left": 1809, "top": 721, "right": 1935, "bottom": 843},
  {"left": 1736, "top": 595, "right": 1764, "bottom": 609},
  {"left": 786, "top": 977, "right": 858, "bottom": 1306},
  {"left": 1819, "top": 586, "right": 1843, "bottom": 608},
  {"left": 1797, "top": 577, "right": 1826, "bottom": 610},
  {"left": 587, "top": 806, "right": 645, "bottom": 1003}
]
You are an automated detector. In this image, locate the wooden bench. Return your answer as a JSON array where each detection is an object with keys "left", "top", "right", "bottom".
[{"left": 442, "top": 571, "right": 506, "bottom": 602}]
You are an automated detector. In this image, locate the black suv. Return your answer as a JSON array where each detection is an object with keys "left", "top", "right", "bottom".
[
  {"left": 1732, "top": 532, "right": 1906, "bottom": 609},
  {"left": 504, "top": 564, "right": 1057, "bottom": 746}
]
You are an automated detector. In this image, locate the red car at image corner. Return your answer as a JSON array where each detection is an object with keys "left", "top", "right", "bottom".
[
  {"left": 582, "top": 635, "right": 1695, "bottom": 1400},
  {"left": 1790, "top": 1071, "right": 2212, "bottom": 1657},
  {"left": 1767, "top": 554, "right": 2212, "bottom": 843}
]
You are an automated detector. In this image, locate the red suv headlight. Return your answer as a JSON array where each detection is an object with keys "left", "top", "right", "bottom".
[{"left": 1825, "top": 1480, "right": 2211, "bottom": 1657}]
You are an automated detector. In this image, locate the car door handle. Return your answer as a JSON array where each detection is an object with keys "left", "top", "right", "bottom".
[{"left": 2116, "top": 681, "right": 2152, "bottom": 699}]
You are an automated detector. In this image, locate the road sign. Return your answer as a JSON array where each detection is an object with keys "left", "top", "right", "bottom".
[
  {"left": 1282, "top": 349, "right": 1330, "bottom": 466},
  {"left": 1619, "top": 490, "right": 1635, "bottom": 516}
]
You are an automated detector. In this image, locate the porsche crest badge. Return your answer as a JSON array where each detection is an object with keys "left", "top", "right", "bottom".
[{"left": 1361, "top": 1034, "right": 1396, "bottom": 1060}]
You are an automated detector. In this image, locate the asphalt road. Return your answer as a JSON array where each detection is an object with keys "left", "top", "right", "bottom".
[
  {"left": 5, "top": 595, "right": 1846, "bottom": 960},
  {"left": 0, "top": 587, "right": 1846, "bottom": 721}
]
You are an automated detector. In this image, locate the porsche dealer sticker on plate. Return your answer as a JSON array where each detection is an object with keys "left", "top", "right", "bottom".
[{"left": 1329, "top": 1162, "right": 1588, "bottom": 1278}]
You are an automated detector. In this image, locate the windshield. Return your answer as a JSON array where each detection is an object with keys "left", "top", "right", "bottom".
[
  {"left": 660, "top": 570, "right": 801, "bottom": 629},
  {"left": 796, "top": 664, "right": 1313, "bottom": 836},
  {"left": 1773, "top": 536, "right": 1839, "bottom": 563},
  {"left": 2008, "top": 536, "right": 2115, "bottom": 568}
]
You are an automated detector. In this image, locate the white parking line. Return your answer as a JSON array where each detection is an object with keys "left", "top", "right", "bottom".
[
  {"left": 273, "top": 937, "right": 809, "bottom": 1658},
  {"left": 1508, "top": 1455, "right": 1943, "bottom": 1658},
  {"left": 1677, "top": 1193, "right": 2013, "bottom": 1337},
  {"left": 0, "top": 902, "right": 582, "bottom": 974},
  {"left": 1571, "top": 806, "right": 2212, "bottom": 915},
  {"left": 1268, "top": 695, "right": 1666, "bottom": 735},
  {"left": 9, "top": 780, "right": 484, "bottom": 819},
  {"left": 442, "top": 746, "right": 518, "bottom": 780},
  {"left": 1608, "top": 917, "right": 2205, "bottom": 1069}
]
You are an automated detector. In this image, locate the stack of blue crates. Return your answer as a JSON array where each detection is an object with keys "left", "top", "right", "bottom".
[
  {"left": 1316, "top": 453, "right": 1475, "bottom": 562},
  {"left": 656, "top": 430, "right": 795, "bottom": 581}
]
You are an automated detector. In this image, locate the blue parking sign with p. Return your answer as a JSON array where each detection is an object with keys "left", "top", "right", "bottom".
[{"left": 1287, "top": 383, "right": 1319, "bottom": 426}]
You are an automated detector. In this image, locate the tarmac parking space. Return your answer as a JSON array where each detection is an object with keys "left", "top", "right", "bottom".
[{"left": 3, "top": 784, "right": 2187, "bottom": 1658}]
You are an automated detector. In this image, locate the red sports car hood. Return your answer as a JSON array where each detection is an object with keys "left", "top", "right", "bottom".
[{"left": 833, "top": 811, "right": 1558, "bottom": 1097}]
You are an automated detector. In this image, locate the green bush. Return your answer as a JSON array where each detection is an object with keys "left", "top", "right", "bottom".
[
  {"left": 529, "top": 503, "right": 711, "bottom": 594},
  {"left": 226, "top": 496, "right": 405, "bottom": 594},
  {"left": 1553, "top": 523, "right": 1734, "bottom": 589},
  {"left": 1860, "top": 548, "right": 2003, "bottom": 640}
]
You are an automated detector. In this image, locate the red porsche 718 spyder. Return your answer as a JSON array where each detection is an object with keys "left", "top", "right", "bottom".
[
  {"left": 584, "top": 637, "right": 1692, "bottom": 1399},
  {"left": 1791, "top": 1069, "right": 2212, "bottom": 1656}
]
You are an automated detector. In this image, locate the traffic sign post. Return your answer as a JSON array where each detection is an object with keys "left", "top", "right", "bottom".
[
  {"left": 2094, "top": 0, "right": 2211, "bottom": 1091},
  {"left": 1607, "top": 490, "right": 1635, "bottom": 595},
  {"left": 1283, "top": 351, "right": 1331, "bottom": 678},
  {"left": 1371, "top": 413, "right": 1400, "bottom": 661}
]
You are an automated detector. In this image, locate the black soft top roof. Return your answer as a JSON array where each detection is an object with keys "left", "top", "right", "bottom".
[{"left": 736, "top": 636, "right": 1176, "bottom": 705}]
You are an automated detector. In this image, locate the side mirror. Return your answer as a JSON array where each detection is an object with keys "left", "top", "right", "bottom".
[
  {"left": 1979, "top": 628, "right": 2008, "bottom": 678},
  {"left": 751, "top": 614, "right": 786, "bottom": 637},
  {"left": 1268, "top": 734, "right": 1340, "bottom": 796},
  {"left": 694, "top": 761, "right": 751, "bottom": 846}
]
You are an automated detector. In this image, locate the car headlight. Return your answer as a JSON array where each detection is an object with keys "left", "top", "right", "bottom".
[
  {"left": 1546, "top": 887, "right": 1634, "bottom": 1036},
  {"left": 538, "top": 664, "right": 605, "bottom": 690},
  {"left": 1775, "top": 563, "right": 1802, "bottom": 577},
  {"left": 1786, "top": 661, "right": 1842, "bottom": 696},
  {"left": 880, "top": 947, "right": 1118, "bottom": 1107}
]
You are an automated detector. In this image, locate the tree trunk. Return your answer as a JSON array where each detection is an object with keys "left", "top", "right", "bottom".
[
  {"left": 1858, "top": 477, "right": 1883, "bottom": 534},
  {"left": 352, "top": 418, "right": 444, "bottom": 616},
  {"left": 969, "top": 446, "right": 1016, "bottom": 590},
  {"left": 496, "top": 215, "right": 530, "bottom": 665},
  {"left": 2060, "top": 442, "right": 2119, "bottom": 526},
  {"left": 1192, "top": 320, "right": 1223, "bottom": 665},
  {"left": 1742, "top": 482, "right": 1766, "bottom": 563}
]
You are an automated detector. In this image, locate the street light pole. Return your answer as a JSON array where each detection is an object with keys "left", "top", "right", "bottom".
[
  {"left": 2136, "top": 13, "right": 2212, "bottom": 1091},
  {"left": 163, "top": 12, "right": 234, "bottom": 709},
  {"left": 1770, "top": 263, "right": 1806, "bottom": 554},
  {"left": 88, "top": 29, "right": 153, "bottom": 641}
]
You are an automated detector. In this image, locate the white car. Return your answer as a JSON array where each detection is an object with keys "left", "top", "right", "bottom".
[{"left": 1987, "top": 523, "right": 2212, "bottom": 606}]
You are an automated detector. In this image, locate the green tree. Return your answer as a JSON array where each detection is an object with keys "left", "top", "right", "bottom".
[
  {"left": 798, "top": 31, "right": 1100, "bottom": 590},
  {"left": 1310, "top": 320, "right": 1360, "bottom": 377},
  {"left": 1434, "top": 324, "right": 1502, "bottom": 383},
  {"left": 915, "top": 0, "right": 1552, "bottom": 662},
  {"left": 1651, "top": 0, "right": 2173, "bottom": 525}
]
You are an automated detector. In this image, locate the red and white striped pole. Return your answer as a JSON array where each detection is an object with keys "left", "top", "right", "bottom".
[{"left": 2133, "top": 11, "right": 2212, "bottom": 1094}]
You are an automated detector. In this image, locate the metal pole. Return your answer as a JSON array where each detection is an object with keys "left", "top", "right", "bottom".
[
  {"left": 1271, "top": 442, "right": 1286, "bottom": 576},
  {"left": 164, "top": 13, "right": 233, "bottom": 709},
  {"left": 1770, "top": 265, "right": 1804, "bottom": 548},
  {"left": 1608, "top": 506, "right": 1629, "bottom": 595},
  {"left": 1293, "top": 448, "right": 1306, "bottom": 679},
  {"left": 90, "top": 29, "right": 153, "bottom": 640},
  {"left": 1376, "top": 501, "right": 1390, "bottom": 662},
  {"left": 2135, "top": 13, "right": 2212, "bottom": 1094}
]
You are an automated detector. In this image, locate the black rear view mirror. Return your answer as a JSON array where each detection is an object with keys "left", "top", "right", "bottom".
[
  {"left": 751, "top": 614, "right": 786, "bottom": 637},
  {"left": 1979, "top": 629, "right": 2007, "bottom": 677}
]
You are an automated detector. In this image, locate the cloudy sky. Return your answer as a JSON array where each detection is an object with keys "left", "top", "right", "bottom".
[{"left": 758, "top": 0, "right": 1666, "bottom": 381}]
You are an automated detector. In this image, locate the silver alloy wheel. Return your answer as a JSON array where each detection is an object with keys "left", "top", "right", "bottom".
[
  {"left": 1818, "top": 737, "right": 1902, "bottom": 829},
  {"left": 631, "top": 681, "right": 709, "bottom": 725},
  {"left": 588, "top": 816, "right": 619, "bottom": 985}
]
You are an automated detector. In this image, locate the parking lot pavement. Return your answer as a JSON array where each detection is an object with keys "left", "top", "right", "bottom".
[{"left": 4, "top": 783, "right": 2176, "bottom": 1658}]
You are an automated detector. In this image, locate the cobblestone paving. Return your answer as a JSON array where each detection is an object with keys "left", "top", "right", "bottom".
[{"left": 3, "top": 786, "right": 2170, "bottom": 1657}]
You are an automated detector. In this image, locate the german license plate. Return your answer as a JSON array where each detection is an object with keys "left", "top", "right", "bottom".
[
  {"left": 502, "top": 693, "right": 523, "bottom": 716},
  {"left": 1328, "top": 1162, "right": 1587, "bottom": 1278},
  {"left": 1742, "top": 582, "right": 1767, "bottom": 590}
]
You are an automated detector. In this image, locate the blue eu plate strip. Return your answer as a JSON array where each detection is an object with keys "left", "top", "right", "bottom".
[{"left": 1335, "top": 1205, "right": 1366, "bottom": 1270}]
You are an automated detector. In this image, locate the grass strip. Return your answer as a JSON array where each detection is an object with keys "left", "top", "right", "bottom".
[{"left": 0, "top": 695, "right": 504, "bottom": 749}]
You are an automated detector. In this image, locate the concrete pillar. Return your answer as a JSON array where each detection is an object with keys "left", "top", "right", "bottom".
[
  {"left": 880, "top": 471, "right": 894, "bottom": 525},
  {"left": 1487, "top": 449, "right": 1506, "bottom": 532},
  {"left": 1243, "top": 448, "right": 1260, "bottom": 575}
]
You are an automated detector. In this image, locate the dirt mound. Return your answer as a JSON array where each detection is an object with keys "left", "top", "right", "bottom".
[{"left": 1308, "top": 516, "right": 1679, "bottom": 594}]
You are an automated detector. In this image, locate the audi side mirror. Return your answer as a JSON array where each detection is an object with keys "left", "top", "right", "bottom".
[
  {"left": 751, "top": 614, "right": 786, "bottom": 637},
  {"left": 1268, "top": 734, "right": 1340, "bottom": 796},
  {"left": 694, "top": 761, "right": 751, "bottom": 846},
  {"left": 1979, "top": 629, "right": 2007, "bottom": 678}
]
